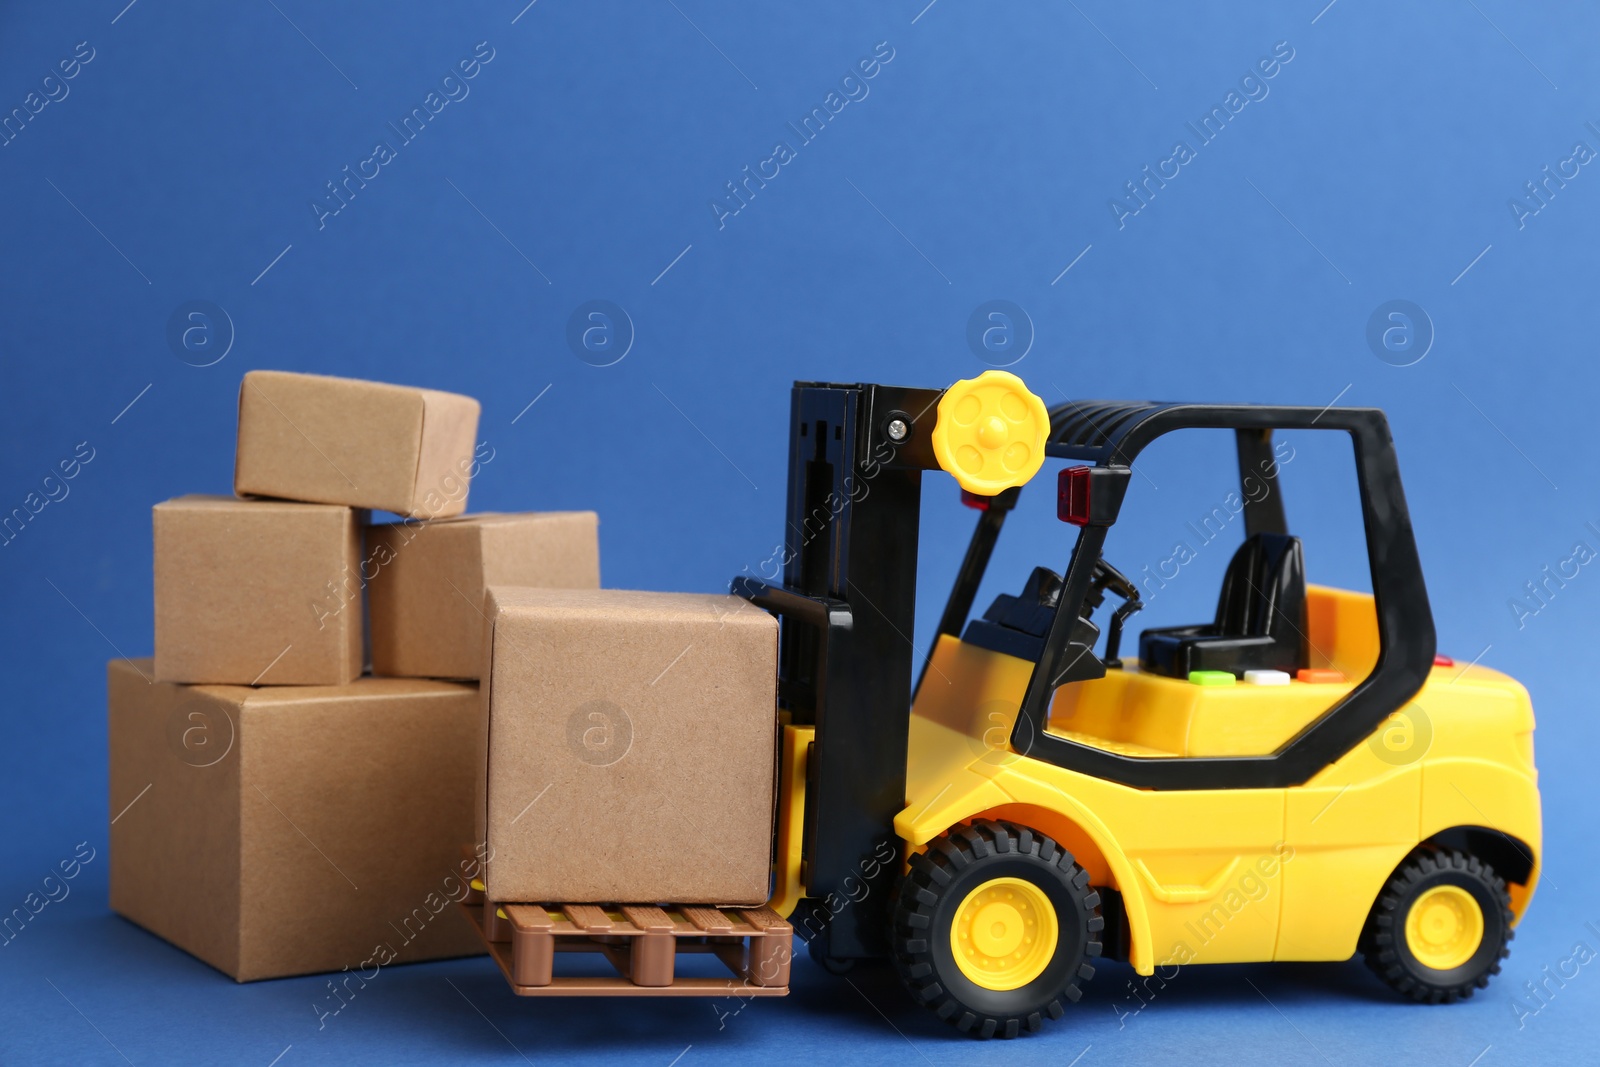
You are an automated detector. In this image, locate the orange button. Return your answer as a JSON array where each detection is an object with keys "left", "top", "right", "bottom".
[{"left": 1296, "top": 668, "right": 1346, "bottom": 684}]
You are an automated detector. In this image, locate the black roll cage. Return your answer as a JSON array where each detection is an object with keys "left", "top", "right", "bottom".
[{"left": 932, "top": 400, "right": 1437, "bottom": 791}]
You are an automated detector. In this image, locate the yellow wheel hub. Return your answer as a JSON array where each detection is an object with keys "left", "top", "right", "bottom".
[
  {"left": 950, "top": 877, "right": 1059, "bottom": 991},
  {"left": 930, "top": 370, "right": 1050, "bottom": 497},
  {"left": 1404, "top": 885, "right": 1484, "bottom": 971}
]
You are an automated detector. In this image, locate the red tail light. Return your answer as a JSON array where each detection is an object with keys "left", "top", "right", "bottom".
[{"left": 1058, "top": 466, "right": 1092, "bottom": 525}]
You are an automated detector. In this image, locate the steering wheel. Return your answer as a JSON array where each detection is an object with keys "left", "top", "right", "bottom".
[
  {"left": 1085, "top": 557, "right": 1143, "bottom": 667},
  {"left": 1085, "top": 557, "right": 1138, "bottom": 612}
]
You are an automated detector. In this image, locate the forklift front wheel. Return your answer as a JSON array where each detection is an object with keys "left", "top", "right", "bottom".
[
  {"left": 806, "top": 934, "right": 857, "bottom": 976},
  {"left": 891, "top": 820, "right": 1102, "bottom": 1039}
]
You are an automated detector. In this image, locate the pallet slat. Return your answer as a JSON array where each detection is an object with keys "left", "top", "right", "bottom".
[
  {"left": 679, "top": 906, "right": 736, "bottom": 934},
  {"left": 483, "top": 903, "right": 511, "bottom": 943},
  {"left": 619, "top": 905, "right": 675, "bottom": 932},
  {"left": 562, "top": 904, "right": 615, "bottom": 933},
  {"left": 505, "top": 904, "right": 553, "bottom": 931},
  {"left": 740, "top": 906, "right": 791, "bottom": 932}
]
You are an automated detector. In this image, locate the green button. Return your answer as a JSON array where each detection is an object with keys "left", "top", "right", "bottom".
[{"left": 1188, "top": 670, "right": 1237, "bottom": 686}]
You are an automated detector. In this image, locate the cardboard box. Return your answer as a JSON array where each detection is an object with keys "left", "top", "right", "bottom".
[
  {"left": 153, "top": 495, "right": 362, "bottom": 686},
  {"left": 478, "top": 588, "right": 778, "bottom": 905},
  {"left": 108, "top": 659, "right": 485, "bottom": 981},
  {"left": 367, "top": 512, "right": 601, "bottom": 680},
  {"left": 234, "top": 369, "right": 482, "bottom": 519}
]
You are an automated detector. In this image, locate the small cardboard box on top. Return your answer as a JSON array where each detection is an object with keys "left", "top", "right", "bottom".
[
  {"left": 478, "top": 587, "right": 778, "bottom": 906},
  {"left": 367, "top": 512, "right": 600, "bottom": 681},
  {"left": 153, "top": 495, "right": 362, "bottom": 686},
  {"left": 234, "top": 370, "right": 483, "bottom": 519},
  {"left": 108, "top": 659, "right": 485, "bottom": 981}
]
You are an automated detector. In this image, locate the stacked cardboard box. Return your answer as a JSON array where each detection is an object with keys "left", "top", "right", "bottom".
[
  {"left": 366, "top": 512, "right": 600, "bottom": 680},
  {"left": 109, "top": 664, "right": 485, "bottom": 980},
  {"left": 112, "top": 368, "right": 783, "bottom": 982},
  {"left": 111, "top": 370, "right": 600, "bottom": 981},
  {"left": 476, "top": 587, "right": 778, "bottom": 906}
]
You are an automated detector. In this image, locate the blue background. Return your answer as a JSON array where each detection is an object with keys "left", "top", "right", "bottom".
[{"left": 3, "top": 1, "right": 1598, "bottom": 1063}]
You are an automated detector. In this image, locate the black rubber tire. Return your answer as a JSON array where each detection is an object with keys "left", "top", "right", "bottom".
[
  {"left": 806, "top": 933, "right": 857, "bottom": 975},
  {"left": 890, "top": 820, "right": 1102, "bottom": 1039},
  {"left": 1362, "top": 848, "right": 1513, "bottom": 1003}
]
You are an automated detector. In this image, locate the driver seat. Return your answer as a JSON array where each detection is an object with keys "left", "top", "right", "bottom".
[{"left": 1138, "top": 532, "right": 1308, "bottom": 679}]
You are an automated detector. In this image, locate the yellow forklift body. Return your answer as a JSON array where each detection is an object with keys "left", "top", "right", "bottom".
[{"left": 894, "top": 586, "right": 1540, "bottom": 977}]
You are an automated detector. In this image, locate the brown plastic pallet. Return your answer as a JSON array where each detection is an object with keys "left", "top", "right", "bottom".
[{"left": 461, "top": 889, "right": 792, "bottom": 997}]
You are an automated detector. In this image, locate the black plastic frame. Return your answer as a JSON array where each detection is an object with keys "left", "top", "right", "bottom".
[{"left": 733, "top": 382, "right": 936, "bottom": 961}]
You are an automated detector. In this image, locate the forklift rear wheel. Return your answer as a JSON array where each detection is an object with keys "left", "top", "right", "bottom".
[
  {"left": 891, "top": 820, "right": 1102, "bottom": 1038},
  {"left": 1362, "top": 848, "right": 1513, "bottom": 1003}
]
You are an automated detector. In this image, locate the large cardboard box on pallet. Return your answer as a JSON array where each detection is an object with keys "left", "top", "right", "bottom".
[
  {"left": 367, "top": 512, "right": 601, "bottom": 680},
  {"left": 153, "top": 495, "right": 362, "bottom": 686},
  {"left": 234, "top": 369, "right": 482, "bottom": 518},
  {"left": 478, "top": 587, "right": 778, "bottom": 906},
  {"left": 108, "top": 659, "right": 485, "bottom": 981}
]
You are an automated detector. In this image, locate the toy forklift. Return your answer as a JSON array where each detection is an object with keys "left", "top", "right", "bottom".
[{"left": 732, "top": 370, "right": 1540, "bottom": 1038}]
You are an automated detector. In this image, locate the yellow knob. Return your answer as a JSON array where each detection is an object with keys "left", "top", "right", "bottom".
[
  {"left": 930, "top": 370, "right": 1050, "bottom": 496},
  {"left": 977, "top": 416, "right": 1009, "bottom": 449}
]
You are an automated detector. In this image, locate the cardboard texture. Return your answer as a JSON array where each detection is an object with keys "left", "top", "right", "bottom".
[
  {"left": 368, "top": 512, "right": 601, "bottom": 680},
  {"left": 234, "top": 369, "right": 481, "bottom": 518},
  {"left": 153, "top": 495, "right": 362, "bottom": 685},
  {"left": 107, "top": 659, "right": 485, "bottom": 981},
  {"left": 478, "top": 587, "right": 778, "bottom": 906}
]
